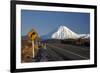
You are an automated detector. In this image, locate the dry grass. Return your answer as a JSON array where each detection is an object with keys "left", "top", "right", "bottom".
[{"left": 21, "top": 39, "right": 33, "bottom": 63}]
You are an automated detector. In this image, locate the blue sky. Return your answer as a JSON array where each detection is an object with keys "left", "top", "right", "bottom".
[{"left": 21, "top": 10, "right": 90, "bottom": 36}]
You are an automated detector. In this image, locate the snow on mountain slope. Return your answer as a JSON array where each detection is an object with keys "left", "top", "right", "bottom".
[
  {"left": 51, "top": 25, "right": 90, "bottom": 39},
  {"left": 78, "top": 34, "right": 90, "bottom": 39},
  {"left": 51, "top": 26, "right": 79, "bottom": 39}
]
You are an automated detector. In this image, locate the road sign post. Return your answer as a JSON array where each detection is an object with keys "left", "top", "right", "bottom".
[
  {"left": 28, "top": 29, "right": 38, "bottom": 59},
  {"left": 32, "top": 40, "right": 35, "bottom": 58}
]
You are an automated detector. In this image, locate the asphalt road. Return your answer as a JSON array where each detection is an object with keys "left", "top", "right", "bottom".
[
  {"left": 33, "top": 43, "right": 90, "bottom": 62},
  {"left": 45, "top": 43, "right": 90, "bottom": 61}
]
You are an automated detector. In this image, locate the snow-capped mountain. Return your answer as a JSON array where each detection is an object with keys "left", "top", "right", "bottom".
[
  {"left": 51, "top": 26, "right": 79, "bottom": 39},
  {"left": 41, "top": 25, "right": 89, "bottom": 40},
  {"left": 51, "top": 25, "right": 89, "bottom": 39}
]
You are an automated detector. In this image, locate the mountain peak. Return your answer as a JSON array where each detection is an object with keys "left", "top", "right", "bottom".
[
  {"left": 41, "top": 25, "right": 89, "bottom": 40},
  {"left": 51, "top": 25, "right": 78, "bottom": 39}
]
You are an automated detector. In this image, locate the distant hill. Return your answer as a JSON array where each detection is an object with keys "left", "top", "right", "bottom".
[
  {"left": 40, "top": 27, "right": 57, "bottom": 40},
  {"left": 22, "top": 35, "right": 29, "bottom": 40}
]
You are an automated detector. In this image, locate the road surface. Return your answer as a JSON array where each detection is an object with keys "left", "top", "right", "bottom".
[{"left": 34, "top": 43, "right": 90, "bottom": 62}]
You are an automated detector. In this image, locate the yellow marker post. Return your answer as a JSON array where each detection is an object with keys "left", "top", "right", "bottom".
[{"left": 28, "top": 29, "right": 38, "bottom": 58}]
